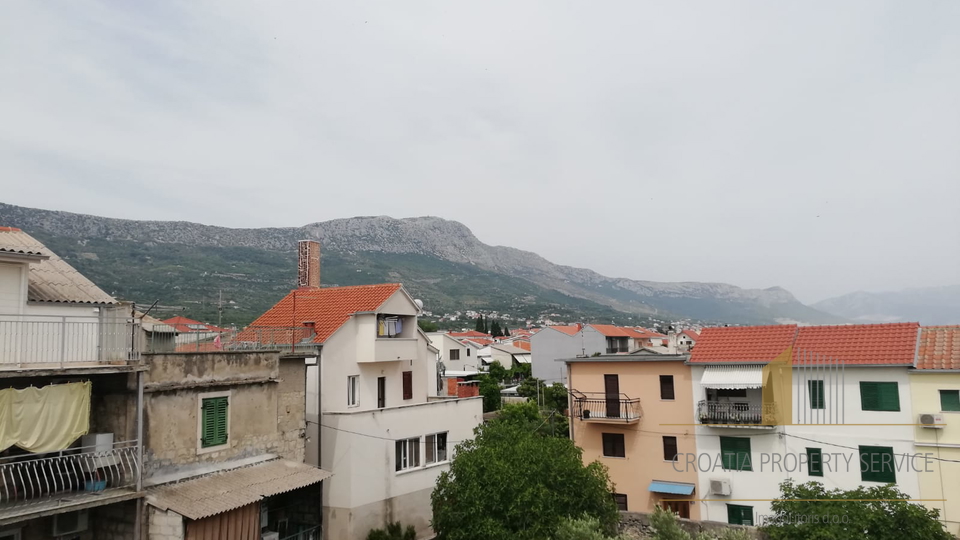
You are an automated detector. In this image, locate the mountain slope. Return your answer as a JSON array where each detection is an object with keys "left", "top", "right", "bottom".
[
  {"left": 814, "top": 286, "right": 960, "bottom": 325},
  {"left": 0, "top": 202, "right": 843, "bottom": 326}
]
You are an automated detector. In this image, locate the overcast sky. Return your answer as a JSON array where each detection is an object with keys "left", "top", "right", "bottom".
[{"left": 1, "top": 1, "right": 958, "bottom": 303}]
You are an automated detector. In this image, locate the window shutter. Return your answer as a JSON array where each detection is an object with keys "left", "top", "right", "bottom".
[
  {"left": 402, "top": 371, "right": 413, "bottom": 400},
  {"left": 727, "top": 505, "right": 753, "bottom": 525},
  {"left": 660, "top": 376, "right": 675, "bottom": 400},
  {"left": 941, "top": 390, "right": 960, "bottom": 412},
  {"left": 720, "top": 437, "right": 752, "bottom": 471},
  {"left": 860, "top": 446, "right": 896, "bottom": 483},
  {"left": 807, "top": 448, "right": 823, "bottom": 477},
  {"left": 878, "top": 383, "right": 900, "bottom": 412},
  {"left": 202, "top": 397, "right": 228, "bottom": 447},
  {"left": 808, "top": 380, "right": 824, "bottom": 409},
  {"left": 662, "top": 436, "right": 678, "bottom": 461},
  {"left": 860, "top": 382, "right": 880, "bottom": 410}
]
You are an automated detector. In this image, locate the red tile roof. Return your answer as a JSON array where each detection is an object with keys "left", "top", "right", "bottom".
[
  {"left": 460, "top": 337, "right": 494, "bottom": 346},
  {"left": 689, "top": 325, "right": 798, "bottom": 364},
  {"left": 792, "top": 322, "right": 919, "bottom": 366},
  {"left": 546, "top": 325, "right": 581, "bottom": 336},
  {"left": 450, "top": 330, "right": 493, "bottom": 338},
  {"left": 680, "top": 330, "right": 700, "bottom": 341},
  {"left": 246, "top": 284, "right": 402, "bottom": 343},
  {"left": 589, "top": 324, "right": 644, "bottom": 338},
  {"left": 162, "top": 316, "right": 227, "bottom": 334},
  {"left": 629, "top": 327, "right": 667, "bottom": 339},
  {"left": 915, "top": 326, "right": 960, "bottom": 370}
]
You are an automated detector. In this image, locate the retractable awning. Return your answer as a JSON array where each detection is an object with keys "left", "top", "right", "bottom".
[
  {"left": 514, "top": 354, "right": 531, "bottom": 364},
  {"left": 648, "top": 481, "right": 696, "bottom": 495},
  {"left": 700, "top": 365, "right": 764, "bottom": 389}
]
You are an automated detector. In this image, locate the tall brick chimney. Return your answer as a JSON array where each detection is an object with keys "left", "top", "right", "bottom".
[{"left": 298, "top": 240, "right": 320, "bottom": 288}]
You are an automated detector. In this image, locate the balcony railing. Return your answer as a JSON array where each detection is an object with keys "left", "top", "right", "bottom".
[
  {"left": 172, "top": 326, "right": 319, "bottom": 355},
  {"left": 0, "top": 314, "right": 139, "bottom": 368},
  {"left": 697, "top": 400, "right": 777, "bottom": 426},
  {"left": 0, "top": 440, "right": 140, "bottom": 509},
  {"left": 279, "top": 525, "right": 321, "bottom": 540},
  {"left": 571, "top": 391, "right": 642, "bottom": 423},
  {"left": 605, "top": 347, "right": 629, "bottom": 354}
]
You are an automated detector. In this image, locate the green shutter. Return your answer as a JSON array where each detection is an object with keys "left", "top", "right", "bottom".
[
  {"left": 201, "top": 397, "right": 229, "bottom": 448},
  {"left": 720, "top": 437, "right": 752, "bottom": 472},
  {"left": 727, "top": 504, "right": 753, "bottom": 526},
  {"left": 808, "top": 380, "right": 825, "bottom": 409},
  {"left": 861, "top": 382, "right": 900, "bottom": 411},
  {"left": 860, "top": 446, "right": 896, "bottom": 483},
  {"left": 940, "top": 390, "right": 960, "bottom": 412},
  {"left": 807, "top": 448, "right": 823, "bottom": 477}
]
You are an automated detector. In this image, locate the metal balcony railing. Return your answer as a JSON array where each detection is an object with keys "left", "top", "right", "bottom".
[
  {"left": 570, "top": 391, "right": 642, "bottom": 422},
  {"left": 0, "top": 440, "right": 140, "bottom": 508},
  {"left": 0, "top": 314, "right": 139, "bottom": 368},
  {"left": 171, "top": 326, "right": 319, "bottom": 355},
  {"left": 279, "top": 525, "right": 321, "bottom": 540},
  {"left": 697, "top": 400, "right": 777, "bottom": 425}
]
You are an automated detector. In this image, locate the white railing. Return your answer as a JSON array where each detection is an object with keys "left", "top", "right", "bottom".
[
  {"left": 0, "top": 314, "right": 139, "bottom": 368},
  {"left": 278, "top": 525, "right": 321, "bottom": 540},
  {"left": 0, "top": 440, "right": 140, "bottom": 508}
]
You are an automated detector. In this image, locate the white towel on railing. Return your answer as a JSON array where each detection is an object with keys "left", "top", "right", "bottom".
[{"left": 0, "top": 381, "right": 91, "bottom": 453}]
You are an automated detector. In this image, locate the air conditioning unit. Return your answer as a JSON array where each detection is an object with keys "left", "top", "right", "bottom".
[
  {"left": 262, "top": 532, "right": 280, "bottom": 540},
  {"left": 52, "top": 510, "right": 89, "bottom": 536},
  {"left": 710, "top": 478, "right": 731, "bottom": 496},
  {"left": 919, "top": 413, "right": 945, "bottom": 429}
]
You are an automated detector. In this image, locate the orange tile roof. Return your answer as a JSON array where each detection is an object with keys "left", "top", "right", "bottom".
[
  {"left": 589, "top": 324, "right": 638, "bottom": 338},
  {"left": 689, "top": 325, "right": 798, "bottom": 364},
  {"left": 450, "top": 331, "right": 493, "bottom": 338},
  {"left": 246, "top": 284, "right": 402, "bottom": 343},
  {"left": 792, "top": 322, "right": 919, "bottom": 366},
  {"left": 461, "top": 337, "right": 494, "bottom": 346},
  {"left": 162, "top": 315, "right": 227, "bottom": 334},
  {"left": 630, "top": 327, "right": 667, "bottom": 339},
  {"left": 680, "top": 330, "right": 700, "bottom": 340},
  {"left": 914, "top": 326, "right": 960, "bottom": 370},
  {"left": 546, "top": 325, "right": 581, "bottom": 336}
]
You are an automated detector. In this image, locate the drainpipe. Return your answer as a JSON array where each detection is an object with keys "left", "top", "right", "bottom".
[{"left": 135, "top": 368, "right": 145, "bottom": 539}]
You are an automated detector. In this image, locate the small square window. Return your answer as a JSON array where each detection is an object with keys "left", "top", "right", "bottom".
[
  {"left": 940, "top": 390, "right": 960, "bottom": 412},
  {"left": 426, "top": 432, "right": 448, "bottom": 464},
  {"left": 200, "top": 395, "right": 229, "bottom": 449},
  {"left": 395, "top": 437, "right": 421, "bottom": 472},
  {"left": 602, "top": 433, "right": 625, "bottom": 458},
  {"left": 662, "top": 436, "right": 678, "bottom": 462},
  {"left": 613, "top": 493, "right": 628, "bottom": 511}
]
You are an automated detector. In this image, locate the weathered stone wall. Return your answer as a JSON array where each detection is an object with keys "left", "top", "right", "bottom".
[
  {"left": 276, "top": 358, "right": 307, "bottom": 462},
  {"left": 148, "top": 507, "right": 185, "bottom": 540},
  {"left": 620, "top": 512, "right": 767, "bottom": 539},
  {"left": 91, "top": 499, "right": 138, "bottom": 540}
]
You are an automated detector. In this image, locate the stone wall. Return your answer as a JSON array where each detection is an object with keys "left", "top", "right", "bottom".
[
  {"left": 91, "top": 499, "right": 138, "bottom": 540},
  {"left": 620, "top": 512, "right": 767, "bottom": 539},
  {"left": 148, "top": 507, "right": 185, "bottom": 540},
  {"left": 276, "top": 358, "right": 307, "bottom": 462}
]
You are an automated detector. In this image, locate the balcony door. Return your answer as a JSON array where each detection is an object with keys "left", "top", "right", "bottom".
[
  {"left": 604, "top": 374, "right": 620, "bottom": 418},
  {"left": 377, "top": 376, "right": 386, "bottom": 408}
]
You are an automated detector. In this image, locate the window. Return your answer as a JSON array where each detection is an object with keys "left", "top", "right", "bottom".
[
  {"left": 807, "top": 448, "right": 823, "bottom": 477},
  {"left": 940, "top": 390, "right": 960, "bottom": 412},
  {"left": 860, "top": 445, "right": 896, "bottom": 483},
  {"left": 662, "top": 436, "right": 678, "bottom": 461},
  {"left": 449, "top": 349, "right": 460, "bottom": 361},
  {"left": 719, "top": 436, "right": 752, "bottom": 471},
  {"left": 402, "top": 371, "right": 413, "bottom": 400},
  {"left": 602, "top": 433, "right": 625, "bottom": 458},
  {"left": 467, "top": 348, "right": 471, "bottom": 357},
  {"left": 660, "top": 375, "right": 675, "bottom": 400},
  {"left": 717, "top": 389, "right": 747, "bottom": 398},
  {"left": 860, "top": 382, "right": 900, "bottom": 411},
  {"left": 808, "top": 380, "right": 825, "bottom": 409},
  {"left": 613, "top": 493, "right": 628, "bottom": 511},
  {"left": 727, "top": 504, "right": 754, "bottom": 526},
  {"left": 0, "top": 530, "right": 21, "bottom": 540},
  {"left": 200, "top": 396, "right": 228, "bottom": 448},
  {"left": 395, "top": 437, "right": 421, "bottom": 471},
  {"left": 347, "top": 375, "right": 359, "bottom": 407},
  {"left": 426, "top": 432, "right": 448, "bottom": 464}
]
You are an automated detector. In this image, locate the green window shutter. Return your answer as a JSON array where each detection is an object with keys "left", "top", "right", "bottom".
[
  {"left": 878, "top": 383, "right": 900, "bottom": 412},
  {"left": 861, "top": 382, "right": 899, "bottom": 411},
  {"left": 860, "top": 446, "right": 896, "bottom": 483},
  {"left": 860, "top": 382, "right": 879, "bottom": 410},
  {"left": 941, "top": 390, "right": 960, "bottom": 412},
  {"left": 201, "top": 397, "right": 229, "bottom": 448},
  {"left": 807, "top": 448, "right": 823, "bottom": 477},
  {"left": 727, "top": 504, "right": 753, "bottom": 526},
  {"left": 808, "top": 380, "right": 825, "bottom": 409},
  {"left": 720, "top": 437, "right": 752, "bottom": 472}
]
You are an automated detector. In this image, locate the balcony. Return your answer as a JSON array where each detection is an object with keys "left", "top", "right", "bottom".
[
  {"left": 367, "top": 338, "right": 419, "bottom": 363},
  {"left": 0, "top": 314, "right": 139, "bottom": 369},
  {"left": 697, "top": 400, "right": 777, "bottom": 428},
  {"left": 571, "top": 391, "right": 642, "bottom": 423},
  {"left": 0, "top": 440, "right": 141, "bottom": 521}
]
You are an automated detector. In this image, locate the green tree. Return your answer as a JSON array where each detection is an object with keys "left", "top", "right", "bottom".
[
  {"left": 648, "top": 507, "right": 749, "bottom": 540},
  {"left": 475, "top": 315, "right": 485, "bottom": 333},
  {"left": 366, "top": 522, "right": 416, "bottom": 540},
  {"left": 417, "top": 319, "right": 438, "bottom": 332},
  {"left": 764, "top": 481, "right": 951, "bottom": 540},
  {"left": 554, "top": 515, "right": 627, "bottom": 540},
  {"left": 477, "top": 374, "right": 501, "bottom": 413},
  {"left": 496, "top": 401, "right": 568, "bottom": 438},
  {"left": 431, "top": 418, "right": 619, "bottom": 540},
  {"left": 502, "top": 323, "right": 511, "bottom": 336},
  {"left": 491, "top": 320, "right": 503, "bottom": 337},
  {"left": 509, "top": 362, "right": 532, "bottom": 381},
  {"left": 487, "top": 361, "right": 510, "bottom": 383}
]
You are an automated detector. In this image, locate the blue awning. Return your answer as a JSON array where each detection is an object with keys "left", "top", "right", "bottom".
[{"left": 648, "top": 481, "right": 696, "bottom": 495}]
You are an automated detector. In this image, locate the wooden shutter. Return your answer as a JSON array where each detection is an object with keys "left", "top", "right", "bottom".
[
  {"left": 201, "top": 397, "right": 228, "bottom": 448},
  {"left": 720, "top": 437, "right": 751, "bottom": 471},
  {"left": 860, "top": 382, "right": 880, "bottom": 411},
  {"left": 860, "top": 445, "right": 896, "bottom": 483},
  {"left": 807, "top": 448, "right": 823, "bottom": 477},
  {"left": 878, "top": 383, "right": 900, "bottom": 411},
  {"left": 402, "top": 371, "right": 413, "bottom": 400},
  {"left": 662, "top": 436, "right": 678, "bottom": 461},
  {"left": 941, "top": 390, "right": 960, "bottom": 412},
  {"left": 727, "top": 504, "right": 753, "bottom": 526},
  {"left": 808, "top": 380, "right": 824, "bottom": 409},
  {"left": 659, "top": 375, "right": 675, "bottom": 400}
]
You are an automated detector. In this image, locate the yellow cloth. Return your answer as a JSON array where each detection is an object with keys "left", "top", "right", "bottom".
[{"left": 0, "top": 381, "right": 91, "bottom": 453}]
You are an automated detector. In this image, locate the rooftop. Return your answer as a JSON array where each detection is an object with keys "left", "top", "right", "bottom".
[
  {"left": 689, "top": 325, "right": 798, "bottom": 364},
  {"left": 915, "top": 326, "right": 960, "bottom": 370}
]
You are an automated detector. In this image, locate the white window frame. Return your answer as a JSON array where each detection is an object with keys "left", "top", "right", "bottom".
[
  {"left": 425, "top": 432, "right": 449, "bottom": 465},
  {"left": 196, "top": 390, "right": 231, "bottom": 455},
  {"left": 347, "top": 375, "right": 359, "bottom": 408},
  {"left": 396, "top": 436, "right": 421, "bottom": 472}
]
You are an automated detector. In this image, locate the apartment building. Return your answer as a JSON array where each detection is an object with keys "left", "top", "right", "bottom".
[
  {"left": 0, "top": 227, "right": 145, "bottom": 540},
  {"left": 689, "top": 323, "right": 922, "bottom": 526},
  {"left": 245, "top": 241, "right": 483, "bottom": 540},
  {"left": 910, "top": 325, "right": 960, "bottom": 536},
  {"left": 565, "top": 350, "right": 700, "bottom": 519},
  {"left": 532, "top": 324, "right": 666, "bottom": 383}
]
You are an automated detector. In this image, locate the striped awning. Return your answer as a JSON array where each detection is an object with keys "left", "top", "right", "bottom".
[{"left": 701, "top": 365, "right": 764, "bottom": 389}]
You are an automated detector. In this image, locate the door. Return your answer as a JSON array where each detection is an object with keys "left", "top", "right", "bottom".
[
  {"left": 604, "top": 374, "right": 620, "bottom": 418},
  {"left": 377, "top": 376, "right": 386, "bottom": 408}
]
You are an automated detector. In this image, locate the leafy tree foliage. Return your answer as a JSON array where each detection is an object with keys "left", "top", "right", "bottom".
[
  {"left": 366, "top": 522, "right": 416, "bottom": 540},
  {"left": 517, "top": 378, "right": 569, "bottom": 412},
  {"left": 475, "top": 315, "right": 486, "bottom": 333},
  {"left": 491, "top": 320, "right": 504, "bottom": 337},
  {"left": 764, "top": 481, "right": 951, "bottom": 540},
  {"left": 648, "top": 507, "right": 749, "bottom": 540},
  {"left": 417, "top": 319, "right": 438, "bottom": 332},
  {"left": 502, "top": 323, "right": 511, "bottom": 336},
  {"left": 497, "top": 401, "right": 568, "bottom": 438},
  {"left": 554, "top": 515, "right": 628, "bottom": 540},
  {"left": 487, "top": 361, "right": 511, "bottom": 383},
  {"left": 431, "top": 416, "right": 619, "bottom": 540},
  {"left": 477, "top": 374, "right": 502, "bottom": 413}
]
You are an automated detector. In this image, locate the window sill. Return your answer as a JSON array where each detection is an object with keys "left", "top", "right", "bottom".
[
  {"left": 197, "top": 442, "right": 230, "bottom": 455},
  {"left": 396, "top": 461, "right": 449, "bottom": 476},
  {"left": 347, "top": 403, "right": 359, "bottom": 409},
  {"left": 602, "top": 455, "right": 627, "bottom": 460}
]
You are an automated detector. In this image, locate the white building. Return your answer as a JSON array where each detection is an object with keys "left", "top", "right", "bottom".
[
  {"left": 246, "top": 241, "right": 483, "bottom": 540},
  {"left": 531, "top": 324, "right": 666, "bottom": 383},
  {"left": 689, "top": 323, "right": 923, "bottom": 526}
]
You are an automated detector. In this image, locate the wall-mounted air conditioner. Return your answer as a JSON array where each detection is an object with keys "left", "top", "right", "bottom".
[
  {"left": 710, "top": 478, "right": 731, "bottom": 496},
  {"left": 52, "top": 510, "right": 89, "bottom": 536},
  {"left": 919, "top": 413, "right": 945, "bottom": 429}
]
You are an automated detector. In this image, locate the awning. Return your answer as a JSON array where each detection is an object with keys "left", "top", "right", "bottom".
[
  {"left": 148, "top": 459, "right": 332, "bottom": 520},
  {"left": 700, "top": 365, "right": 764, "bottom": 389},
  {"left": 514, "top": 354, "right": 531, "bottom": 364},
  {"left": 648, "top": 481, "right": 696, "bottom": 496}
]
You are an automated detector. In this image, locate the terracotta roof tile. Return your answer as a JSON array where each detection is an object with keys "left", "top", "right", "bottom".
[
  {"left": 546, "top": 325, "right": 581, "bottom": 336},
  {"left": 246, "top": 284, "right": 402, "bottom": 343},
  {"left": 162, "top": 315, "right": 227, "bottom": 334},
  {"left": 680, "top": 330, "right": 700, "bottom": 340},
  {"left": 792, "top": 322, "right": 919, "bottom": 366},
  {"left": 449, "top": 331, "right": 492, "bottom": 338},
  {"left": 689, "top": 325, "right": 798, "bottom": 363},
  {"left": 915, "top": 326, "right": 960, "bottom": 370}
]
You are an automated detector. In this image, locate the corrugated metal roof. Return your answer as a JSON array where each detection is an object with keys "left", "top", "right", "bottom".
[
  {"left": 0, "top": 228, "right": 117, "bottom": 304},
  {"left": 148, "top": 460, "right": 332, "bottom": 520},
  {"left": 700, "top": 364, "right": 764, "bottom": 389}
]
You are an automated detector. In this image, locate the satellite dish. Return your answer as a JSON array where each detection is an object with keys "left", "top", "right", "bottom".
[{"left": 414, "top": 299, "right": 424, "bottom": 310}]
